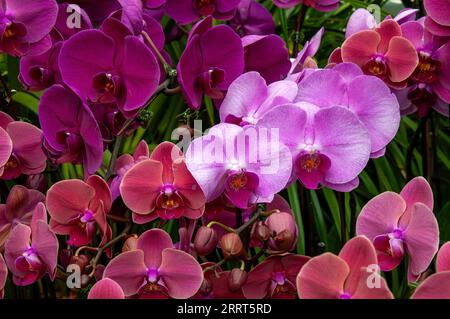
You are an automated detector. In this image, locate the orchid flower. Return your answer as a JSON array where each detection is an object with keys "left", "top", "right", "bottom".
[
  {"left": 356, "top": 177, "right": 438, "bottom": 282},
  {"left": 0, "top": 253, "right": 6, "bottom": 298},
  {"left": 103, "top": 228, "right": 203, "bottom": 299},
  {"left": 296, "top": 236, "right": 393, "bottom": 299},
  {"left": 88, "top": 278, "right": 125, "bottom": 299},
  {"left": 272, "top": 0, "right": 339, "bottom": 12},
  {"left": 229, "top": 0, "right": 275, "bottom": 37},
  {"left": 120, "top": 141, "right": 206, "bottom": 223},
  {"left": 424, "top": 0, "right": 450, "bottom": 36},
  {"left": 5, "top": 202, "right": 58, "bottom": 286},
  {"left": 46, "top": 175, "right": 112, "bottom": 247}
]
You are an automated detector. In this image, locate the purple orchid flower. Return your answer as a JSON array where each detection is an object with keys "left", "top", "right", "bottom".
[
  {"left": 5, "top": 202, "right": 58, "bottom": 286},
  {"left": 52, "top": 3, "right": 93, "bottom": 41},
  {"left": 19, "top": 42, "right": 62, "bottom": 91},
  {"left": 356, "top": 177, "right": 439, "bottom": 282},
  {"left": 394, "top": 20, "right": 450, "bottom": 117},
  {"left": 229, "top": 0, "right": 275, "bottom": 37},
  {"left": 0, "top": 125, "right": 12, "bottom": 178},
  {"left": 39, "top": 84, "right": 104, "bottom": 175},
  {"left": 103, "top": 228, "right": 203, "bottom": 299},
  {"left": 272, "top": 0, "right": 339, "bottom": 12},
  {"left": 219, "top": 71, "right": 298, "bottom": 126},
  {"left": 287, "top": 27, "right": 324, "bottom": 82},
  {"left": 0, "top": 112, "right": 47, "bottom": 180},
  {"left": 57, "top": 0, "right": 121, "bottom": 23},
  {"left": 0, "top": 185, "right": 45, "bottom": 251},
  {"left": 295, "top": 63, "right": 401, "bottom": 158},
  {"left": 0, "top": 253, "right": 6, "bottom": 298},
  {"left": 256, "top": 103, "right": 371, "bottom": 191},
  {"left": 185, "top": 123, "right": 293, "bottom": 208},
  {"left": 424, "top": 0, "right": 450, "bottom": 36},
  {"left": 58, "top": 20, "right": 160, "bottom": 112},
  {"left": 0, "top": 0, "right": 58, "bottom": 57},
  {"left": 242, "top": 34, "right": 291, "bottom": 84},
  {"left": 177, "top": 16, "right": 244, "bottom": 110},
  {"left": 165, "top": 0, "right": 240, "bottom": 25}
]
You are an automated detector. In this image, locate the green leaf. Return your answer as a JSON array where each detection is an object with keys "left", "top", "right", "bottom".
[
  {"left": 287, "top": 182, "right": 305, "bottom": 255},
  {"left": 310, "top": 190, "right": 328, "bottom": 246},
  {"left": 322, "top": 188, "right": 341, "bottom": 239},
  {"left": 11, "top": 91, "right": 40, "bottom": 114}
]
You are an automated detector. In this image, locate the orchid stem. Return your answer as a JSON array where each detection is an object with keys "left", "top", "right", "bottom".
[
  {"left": 141, "top": 30, "right": 172, "bottom": 75},
  {"left": 105, "top": 135, "right": 124, "bottom": 180},
  {"left": 406, "top": 112, "right": 431, "bottom": 180},
  {"left": 293, "top": 4, "right": 307, "bottom": 57}
]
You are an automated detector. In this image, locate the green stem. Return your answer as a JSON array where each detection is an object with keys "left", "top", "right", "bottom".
[{"left": 105, "top": 135, "right": 124, "bottom": 180}]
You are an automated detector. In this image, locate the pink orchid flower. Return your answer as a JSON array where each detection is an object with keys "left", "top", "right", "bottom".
[
  {"left": 242, "top": 254, "right": 310, "bottom": 299},
  {"left": 411, "top": 242, "right": 450, "bottom": 299},
  {"left": 109, "top": 140, "right": 149, "bottom": 200},
  {"left": 194, "top": 263, "right": 245, "bottom": 299},
  {"left": 0, "top": 253, "right": 6, "bottom": 298},
  {"left": 120, "top": 142, "right": 206, "bottom": 224},
  {"left": 46, "top": 175, "right": 112, "bottom": 247},
  {"left": 296, "top": 236, "right": 393, "bottom": 299},
  {"left": 341, "top": 19, "right": 418, "bottom": 88},
  {"left": 5, "top": 202, "right": 58, "bottom": 286},
  {"left": 88, "top": 278, "right": 125, "bottom": 299},
  {"left": 103, "top": 228, "right": 204, "bottom": 299},
  {"left": 0, "top": 112, "right": 47, "bottom": 180},
  {"left": 0, "top": 185, "right": 45, "bottom": 251},
  {"left": 356, "top": 177, "right": 438, "bottom": 282},
  {"left": 424, "top": 0, "right": 450, "bottom": 36}
]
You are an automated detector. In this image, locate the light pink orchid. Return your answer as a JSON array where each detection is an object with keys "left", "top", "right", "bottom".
[
  {"left": 341, "top": 19, "right": 418, "bottom": 88},
  {"left": 5, "top": 202, "right": 58, "bottom": 286},
  {"left": 103, "top": 228, "right": 203, "bottom": 299},
  {"left": 242, "top": 254, "right": 310, "bottom": 299},
  {"left": 411, "top": 242, "right": 450, "bottom": 299},
  {"left": 120, "top": 142, "right": 206, "bottom": 224},
  {"left": 46, "top": 175, "right": 112, "bottom": 247},
  {"left": 296, "top": 236, "right": 393, "bottom": 299},
  {"left": 0, "top": 253, "right": 6, "bottom": 298},
  {"left": 88, "top": 278, "right": 125, "bottom": 299},
  {"left": 356, "top": 177, "right": 438, "bottom": 282},
  {"left": 0, "top": 185, "right": 45, "bottom": 251},
  {"left": 0, "top": 111, "right": 47, "bottom": 180}
]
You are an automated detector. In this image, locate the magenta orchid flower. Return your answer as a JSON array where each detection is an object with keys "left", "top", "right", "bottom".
[
  {"left": 297, "top": 236, "right": 393, "bottom": 299},
  {"left": 242, "top": 254, "right": 310, "bottom": 299},
  {"left": 424, "top": 0, "right": 450, "bottom": 36},
  {"left": 242, "top": 35, "right": 291, "bottom": 84},
  {"left": 177, "top": 16, "right": 244, "bottom": 109},
  {"left": 59, "top": 21, "right": 160, "bottom": 112},
  {"left": 295, "top": 63, "right": 401, "bottom": 158},
  {"left": 272, "top": 0, "right": 339, "bottom": 12},
  {"left": 394, "top": 20, "right": 450, "bottom": 117},
  {"left": 0, "top": 126, "right": 12, "bottom": 178},
  {"left": 0, "top": 112, "right": 47, "bottom": 180},
  {"left": 62, "top": 0, "right": 121, "bottom": 23},
  {"left": 410, "top": 242, "right": 450, "bottom": 299},
  {"left": 185, "top": 123, "right": 293, "bottom": 207},
  {"left": 341, "top": 19, "right": 419, "bottom": 88},
  {"left": 19, "top": 42, "right": 62, "bottom": 91},
  {"left": 52, "top": 3, "right": 92, "bottom": 41},
  {"left": 0, "top": 185, "right": 45, "bottom": 251},
  {"left": 356, "top": 177, "right": 438, "bottom": 282},
  {"left": 39, "top": 84, "right": 104, "bottom": 175},
  {"left": 5, "top": 202, "right": 58, "bottom": 286},
  {"left": 257, "top": 103, "right": 370, "bottom": 191},
  {"left": 165, "top": 0, "right": 240, "bottom": 25},
  {"left": 0, "top": 186, "right": 46, "bottom": 255},
  {"left": 109, "top": 140, "right": 149, "bottom": 200},
  {"left": 0, "top": 0, "right": 58, "bottom": 56},
  {"left": 46, "top": 175, "right": 112, "bottom": 247},
  {"left": 229, "top": 0, "right": 275, "bottom": 37},
  {"left": 88, "top": 278, "right": 125, "bottom": 299},
  {"left": 219, "top": 72, "right": 298, "bottom": 126},
  {"left": 103, "top": 228, "right": 203, "bottom": 299},
  {"left": 0, "top": 253, "right": 6, "bottom": 298},
  {"left": 120, "top": 142, "right": 206, "bottom": 223}
]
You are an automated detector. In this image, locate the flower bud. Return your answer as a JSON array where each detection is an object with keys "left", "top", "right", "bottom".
[
  {"left": 69, "top": 255, "right": 90, "bottom": 273},
  {"left": 274, "top": 230, "right": 295, "bottom": 252},
  {"left": 265, "top": 212, "right": 298, "bottom": 253},
  {"left": 198, "top": 277, "right": 213, "bottom": 296},
  {"left": 228, "top": 268, "right": 248, "bottom": 292},
  {"left": 122, "top": 235, "right": 138, "bottom": 252},
  {"left": 220, "top": 233, "right": 243, "bottom": 259},
  {"left": 254, "top": 222, "right": 271, "bottom": 242},
  {"left": 194, "top": 226, "right": 218, "bottom": 256},
  {"left": 80, "top": 274, "right": 91, "bottom": 288},
  {"left": 25, "top": 174, "right": 47, "bottom": 192}
]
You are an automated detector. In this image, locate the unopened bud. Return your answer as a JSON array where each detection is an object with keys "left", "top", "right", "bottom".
[
  {"left": 220, "top": 233, "right": 243, "bottom": 259},
  {"left": 25, "top": 174, "right": 47, "bottom": 192},
  {"left": 254, "top": 222, "right": 271, "bottom": 242},
  {"left": 198, "top": 277, "right": 213, "bottom": 296},
  {"left": 228, "top": 268, "right": 247, "bottom": 292},
  {"left": 122, "top": 236, "right": 138, "bottom": 252},
  {"left": 69, "top": 255, "right": 90, "bottom": 273},
  {"left": 274, "top": 230, "right": 295, "bottom": 252},
  {"left": 194, "top": 226, "right": 218, "bottom": 256},
  {"left": 80, "top": 274, "right": 91, "bottom": 288}
]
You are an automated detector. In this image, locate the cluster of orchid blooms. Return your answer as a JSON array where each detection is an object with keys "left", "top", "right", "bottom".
[{"left": 0, "top": 0, "right": 450, "bottom": 300}]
